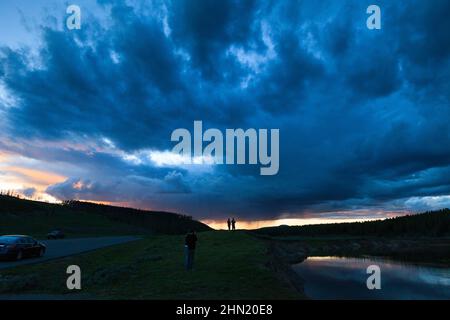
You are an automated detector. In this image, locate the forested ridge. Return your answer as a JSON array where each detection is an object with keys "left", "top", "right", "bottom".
[{"left": 255, "top": 209, "right": 450, "bottom": 237}]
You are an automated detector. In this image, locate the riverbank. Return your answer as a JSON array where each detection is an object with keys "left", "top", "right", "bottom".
[
  {"left": 264, "top": 237, "right": 450, "bottom": 265},
  {"left": 261, "top": 235, "right": 450, "bottom": 297}
]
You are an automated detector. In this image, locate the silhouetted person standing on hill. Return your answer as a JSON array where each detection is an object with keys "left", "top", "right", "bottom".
[
  {"left": 231, "top": 218, "right": 236, "bottom": 230},
  {"left": 184, "top": 230, "right": 197, "bottom": 270},
  {"left": 227, "top": 218, "right": 231, "bottom": 230}
]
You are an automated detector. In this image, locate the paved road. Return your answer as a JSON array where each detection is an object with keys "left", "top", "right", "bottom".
[{"left": 0, "top": 236, "right": 141, "bottom": 270}]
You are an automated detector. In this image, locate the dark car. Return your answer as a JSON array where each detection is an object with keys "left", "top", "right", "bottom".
[
  {"left": 0, "top": 235, "right": 46, "bottom": 261},
  {"left": 47, "top": 230, "right": 65, "bottom": 240}
]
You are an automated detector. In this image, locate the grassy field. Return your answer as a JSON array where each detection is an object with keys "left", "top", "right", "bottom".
[{"left": 0, "top": 231, "right": 301, "bottom": 299}]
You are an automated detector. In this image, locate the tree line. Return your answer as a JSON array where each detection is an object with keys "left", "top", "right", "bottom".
[{"left": 255, "top": 209, "right": 450, "bottom": 237}]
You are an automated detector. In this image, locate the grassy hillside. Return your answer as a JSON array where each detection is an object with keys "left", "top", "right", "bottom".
[
  {"left": 254, "top": 209, "right": 450, "bottom": 238},
  {"left": 0, "top": 231, "right": 301, "bottom": 299},
  {"left": 62, "top": 200, "right": 211, "bottom": 234},
  {"left": 0, "top": 195, "right": 211, "bottom": 238}
]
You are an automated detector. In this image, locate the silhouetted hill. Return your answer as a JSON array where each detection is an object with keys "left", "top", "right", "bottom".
[
  {"left": 0, "top": 195, "right": 211, "bottom": 238},
  {"left": 61, "top": 200, "right": 211, "bottom": 234},
  {"left": 254, "top": 209, "right": 450, "bottom": 238}
]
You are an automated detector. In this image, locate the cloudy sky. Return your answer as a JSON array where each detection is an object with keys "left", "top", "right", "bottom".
[{"left": 1, "top": 0, "right": 450, "bottom": 227}]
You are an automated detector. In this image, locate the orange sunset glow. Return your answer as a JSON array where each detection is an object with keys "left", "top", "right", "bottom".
[{"left": 202, "top": 217, "right": 381, "bottom": 230}]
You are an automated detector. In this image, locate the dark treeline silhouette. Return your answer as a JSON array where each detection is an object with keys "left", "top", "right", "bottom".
[
  {"left": 0, "top": 195, "right": 210, "bottom": 235},
  {"left": 255, "top": 209, "right": 450, "bottom": 238},
  {"left": 0, "top": 190, "right": 24, "bottom": 199}
]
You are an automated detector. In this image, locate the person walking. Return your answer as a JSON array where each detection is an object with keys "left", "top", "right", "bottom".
[
  {"left": 231, "top": 218, "right": 236, "bottom": 230},
  {"left": 227, "top": 218, "right": 231, "bottom": 231},
  {"left": 184, "top": 230, "right": 198, "bottom": 270}
]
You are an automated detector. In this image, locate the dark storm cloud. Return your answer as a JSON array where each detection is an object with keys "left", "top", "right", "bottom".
[
  {"left": 46, "top": 169, "right": 191, "bottom": 203},
  {"left": 1, "top": 25, "right": 184, "bottom": 150},
  {"left": 1, "top": 0, "right": 450, "bottom": 220},
  {"left": 169, "top": 0, "right": 259, "bottom": 80},
  {"left": 251, "top": 32, "right": 325, "bottom": 113}
]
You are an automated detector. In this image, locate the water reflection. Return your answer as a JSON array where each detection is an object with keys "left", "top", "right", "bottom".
[{"left": 293, "top": 256, "right": 450, "bottom": 300}]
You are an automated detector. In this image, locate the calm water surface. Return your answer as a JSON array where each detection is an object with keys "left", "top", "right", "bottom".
[{"left": 293, "top": 256, "right": 450, "bottom": 299}]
